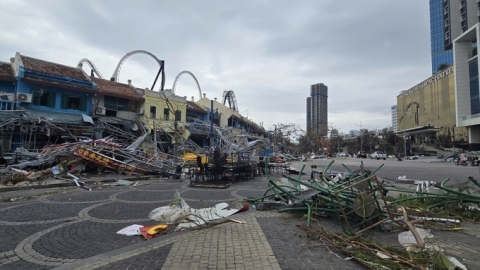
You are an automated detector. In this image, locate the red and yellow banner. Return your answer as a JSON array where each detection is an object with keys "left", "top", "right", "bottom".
[{"left": 74, "top": 148, "right": 146, "bottom": 173}]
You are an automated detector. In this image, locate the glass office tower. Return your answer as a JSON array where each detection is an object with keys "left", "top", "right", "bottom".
[{"left": 430, "top": 0, "right": 454, "bottom": 74}]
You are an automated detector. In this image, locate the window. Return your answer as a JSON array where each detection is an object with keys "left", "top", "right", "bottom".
[
  {"left": 32, "top": 89, "right": 56, "bottom": 108},
  {"left": 150, "top": 106, "right": 156, "bottom": 118},
  {"left": 60, "top": 94, "right": 87, "bottom": 111},
  {"left": 164, "top": 108, "right": 169, "bottom": 120},
  {"left": 186, "top": 115, "right": 196, "bottom": 122},
  {"left": 175, "top": 110, "right": 181, "bottom": 122},
  {"left": 104, "top": 96, "right": 135, "bottom": 111}
]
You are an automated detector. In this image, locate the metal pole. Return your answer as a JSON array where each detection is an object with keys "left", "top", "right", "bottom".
[
  {"left": 210, "top": 100, "right": 214, "bottom": 149},
  {"left": 338, "top": 136, "right": 340, "bottom": 154},
  {"left": 404, "top": 124, "right": 406, "bottom": 158},
  {"left": 153, "top": 122, "right": 157, "bottom": 161},
  {"left": 397, "top": 109, "right": 407, "bottom": 158},
  {"left": 274, "top": 124, "right": 277, "bottom": 154}
]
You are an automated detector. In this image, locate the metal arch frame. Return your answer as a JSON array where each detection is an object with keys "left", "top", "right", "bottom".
[
  {"left": 77, "top": 58, "right": 104, "bottom": 79},
  {"left": 172, "top": 71, "right": 202, "bottom": 100},
  {"left": 222, "top": 90, "right": 239, "bottom": 112},
  {"left": 110, "top": 50, "right": 163, "bottom": 83}
]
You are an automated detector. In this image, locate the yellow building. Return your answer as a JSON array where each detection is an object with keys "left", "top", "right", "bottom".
[
  {"left": 397, "top": 66, "right": 467, "bottom": 149},
  {"left": 195, "top": 93, "right": 266, "bottom": 136},
  {"left": 140, "top": 89, "right": 187, "bottom": 131}
]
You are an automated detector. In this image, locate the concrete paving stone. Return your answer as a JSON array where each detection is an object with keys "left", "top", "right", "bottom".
[
  {"left": 256, "top": 216, "right": 366, "bottom": 270},
  {"left": 0, "top": 222, "right": 64, "bottom": 253},
  {"left": 179, "top": 189, "right": 238, "bottom": 201},
  {"left": 33, "top": 220, "right": 158, "bottom": 260},
  {"left": 0, "top": 201, "right": 96, "bottom": 222},
  {"left": 231, "top": 188, "right": 266, "bottom": 199},
  {"left": 131, "top": 180, "right": 186, "bottom": 193},
  {"left": 2, "top": 258, "right": 51, "bottom": 269},
  {"left": 87, "top": 201, "right": 161, "bottom": 220},
  {"left": 43, "top": 189, "right": 118, "bottom": 203},
  {"left": 115, "top": 190, "right": 179, "bottom": 202},
  {"left": 425, "top": 229, "right": 480, "bottom": 269}
]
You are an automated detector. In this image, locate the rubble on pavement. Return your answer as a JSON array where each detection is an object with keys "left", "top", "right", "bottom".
[{"left": 245, "top": 160, "right": 478, "bottom": 270}]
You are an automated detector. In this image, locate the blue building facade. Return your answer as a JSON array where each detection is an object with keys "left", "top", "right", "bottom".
[
  {"left": 0, "top": 53, "right": 145, "bottom": 153},
  {"left": 0, "top": 62, "right": 16, "bottom": 111},
  {"left": 13, "top": 53, "right": 96, "bottom": 115},
  {"left": 430, "top": 0, "right": 454, "bottom": 74}
]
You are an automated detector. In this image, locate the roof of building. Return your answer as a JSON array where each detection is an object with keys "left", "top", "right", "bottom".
[
  {"left": 187, "top": 101, "right": 207, "bottom": 114},
  {"left": 91, "top": 77, "right": 145, "bottom": 101},
  {"left": 0, "top": 61, "right": 14, "bottom": 81},
  {"left": 21, "top": 76, "right": 97, "bottom": 93},
  {"left": 20, "top": 54, "right": 90, "bottom": 81}
]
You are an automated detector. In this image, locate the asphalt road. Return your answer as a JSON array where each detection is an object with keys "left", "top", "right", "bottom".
[{"left": 290, "top": 156, "right": 480, "bottom": 184}]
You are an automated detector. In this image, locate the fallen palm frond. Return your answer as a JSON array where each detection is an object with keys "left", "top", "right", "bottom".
[{"left": 297, "top": 222, "right": 447, "bottom": 270}]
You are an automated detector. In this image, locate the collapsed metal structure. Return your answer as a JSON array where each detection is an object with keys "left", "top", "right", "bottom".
[
  {"left": 0, "top": 111, "right": 267, "bottom": 186},
  {"left": 247, "top": 159, "right": 480, "bottom": 236},
  {"left": 246, "top": 160, "right": 398, "bottom": 234}
]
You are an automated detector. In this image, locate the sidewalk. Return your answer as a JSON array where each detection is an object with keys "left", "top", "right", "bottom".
[{"left": 1, "top": 170, "right": 479, "bottom": 269}]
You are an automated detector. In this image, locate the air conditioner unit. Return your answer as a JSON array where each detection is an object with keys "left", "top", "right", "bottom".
[
  {"left": 95, "top": 106, "right": 106, "bottom": 115},
  {"left": 137, "top": 108, "right": 144, "bottom": 115},
  {"left": 0, "top": 93, "right": 14, "bottom": 101},
  {"left": 16, "top": 93, "right": 32, "bottom": 103}
]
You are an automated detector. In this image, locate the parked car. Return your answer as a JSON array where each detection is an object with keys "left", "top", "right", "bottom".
[
  {"left": 370, "top": 151, "right": 387, "bottom": 160},
  {"left": 406, "top": 155, "right": 419, "bottom": 160},
  {"left": 356, "top": 151, "right": 367, "bottom": 158},
  {"left": 338, "top": 152, "right": 348, "bottom": 157}
]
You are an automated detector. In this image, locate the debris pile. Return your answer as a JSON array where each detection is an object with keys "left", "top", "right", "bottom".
[
  {"left": 246, "top": 160, "right": 477, "bottom": 269},
  {"left": 246, "top": 160, "right": 396, "bottom": 234},
  {"left": 385, "top": 175, "right": 480, "bottom": 222},
  {"left": 0, "top": 118, "right": 267, "bottom": 188},
  {"left": 117, "top": 192, "right": 249, "bottom": 240}
]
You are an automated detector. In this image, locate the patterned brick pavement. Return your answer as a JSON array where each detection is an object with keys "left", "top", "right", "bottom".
[{"left": 0, "top": 171, "right": 478, "bottom": 270}]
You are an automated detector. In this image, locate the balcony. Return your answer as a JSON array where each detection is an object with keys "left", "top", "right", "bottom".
[{"left": 0, "top": 100, "right": 14, "bottom": 111}]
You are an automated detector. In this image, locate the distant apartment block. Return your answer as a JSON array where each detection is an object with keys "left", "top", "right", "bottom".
[
  {"left": 391, "top": 105, "right": 398, "bottom": 132},
  {"left": 306, "top": 83, "right": 328, "bottom": 135}
]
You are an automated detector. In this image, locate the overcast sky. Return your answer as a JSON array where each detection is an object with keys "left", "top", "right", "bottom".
[{"left": 0, "top": 0, "right": 432, "bottom": 134}]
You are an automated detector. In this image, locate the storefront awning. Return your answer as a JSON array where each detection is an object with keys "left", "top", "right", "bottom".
[{"left": 396, "top": 125, "right": 441, "bottom": 136}]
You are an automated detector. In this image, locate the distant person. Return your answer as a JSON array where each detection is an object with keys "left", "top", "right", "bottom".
[{"left": 459, "top": 154, "right": 467, "bottom": 165}]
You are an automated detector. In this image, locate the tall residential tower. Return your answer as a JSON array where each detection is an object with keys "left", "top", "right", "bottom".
[{"left": 306, "top": 83, "right": 328, "bottom": 135}]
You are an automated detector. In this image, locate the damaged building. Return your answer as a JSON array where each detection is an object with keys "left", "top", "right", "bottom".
[{"left": 0, "top": 52, "right": 268, "bottom": 179}]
